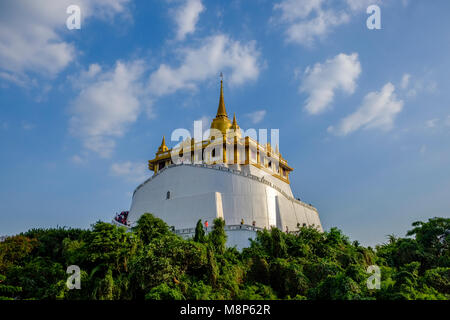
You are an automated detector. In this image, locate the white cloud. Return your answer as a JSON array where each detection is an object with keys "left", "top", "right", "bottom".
[
  {"left": 273, "top": 0, "right": 379, "bottom": 46},
  {"left": 273, "top": 0, "right": 326, "bottom": 26},
  {"left": 69, "top": 60, "right": 146, "bottom": 158},
  {"left": 424, "top": 116, "right": 450, "bottom": 129},
  {"left": 401, "top": 74, "right": 438, "bottom": 99},
  {"left": 110, "top": 161, "right": 149, "bottom": 183},
  {"left": 401, "top": 73, "right": 411, "bottom": 90},
  {"left": 401, "top": 0, "right": 410, "bottom": 7},
  {"left": 425, "top": 118, "right": 439, "bottom": 128},
  {"left": 148, "top": 35, "right": 261, "bottom": 96},
  {"left": 69, "top": 34, "right": 261, "bottom": 157},
  {"left": 245, "top": 110, "right": 266, "bottom": 124},
  {"left": 345, "top": 0, "right": 379, "bottom": 11},
  {"left": 70, "top": 154, "right": 87, "bottom": 165},
  {"left": 173, "top": 0, "right": 205, "bottom": 40},
  {"left": 21, "top": 121, "right": 35, "bottom": 130},
  {"left": 283, "top": 9, "right": 350, "bottom": 46},
  {"left": 0, "top": 71, "right": 27, "bottom": 87},
  {"left": 300, "top": 53, "right": 361, "bottom": 115},
  {"left": 328, "top": 82, "right": 404, "bottom": 136},
  {"left": 0, "top": 0, "right": 130, "bottom": 84}
]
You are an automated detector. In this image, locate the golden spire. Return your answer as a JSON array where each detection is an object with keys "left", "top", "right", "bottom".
[
  {"left": 157, "top": 136, "right": 169, "bottom": 154},
  {"left": 231, "top": 113, "right": 239, "bottom": 130},
  {"left": 210, "top": 74, "right": 231, "bottom": 135},
  {"left": 216, "top": 77, "right": 227, "bottom": 118},
  {"left": 229, "top": 112, "right": 241, "bottom": 139}
]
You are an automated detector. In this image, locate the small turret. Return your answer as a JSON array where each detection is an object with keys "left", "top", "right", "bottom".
[
  {"left": 156, "top": 136, "right": 169, "bottom": 155},
  {"left": 229, "top": 112, "right": 242, "bottom": 139}
]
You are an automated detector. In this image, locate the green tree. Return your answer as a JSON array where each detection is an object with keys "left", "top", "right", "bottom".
[
  {"left": 423, "top": 267, "right": 450, "bottom": 295},
  {"left": 0, "top": 235, "right": 36, "bottom": 274},
  {"left": 0, "top": 274, "right": 22, "bottom": 300},
  {"left": 208, "top": 218, "right": 227, "bottom": 255},
  {"left": 132, "top": 213, "right": 170, "bottom": 245},
  {"left": 406, "top": 217, "right": 450, "bottom": 269},
  {"left": 145, "top": 283, "right": 184, "bottom": 300},
  {"left": 84, "top": 222, "right": 137, "bottom": 300},
  {"left": 194, "top": 219, "right": 206, "bottom": 243}
]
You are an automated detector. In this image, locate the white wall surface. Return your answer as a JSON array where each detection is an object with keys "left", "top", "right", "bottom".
[{"left": 129, "top": 164, "right": 322, "bottom": 232}]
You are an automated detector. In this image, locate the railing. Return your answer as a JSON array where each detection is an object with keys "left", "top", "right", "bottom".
[
  {"left": 174, "top": 224, "right": 264, "bottom": 235},
  {"left": 132, "top": 163, "right": 318, "bottom": 213},
  {"left": 111, "top": 219, "right": 317, "bottom": 236}
]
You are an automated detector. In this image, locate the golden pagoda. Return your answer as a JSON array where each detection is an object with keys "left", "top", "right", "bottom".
[
  {"left": 124, "top": 76, "right": 323, "bottom": 249},
  {"left": 148, "top": 78, "right": 293, "bottom": 184}
]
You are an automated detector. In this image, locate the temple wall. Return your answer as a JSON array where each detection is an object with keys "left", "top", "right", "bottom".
[{"left": 129, "top": 164, "right": 322, "bottom": 234}]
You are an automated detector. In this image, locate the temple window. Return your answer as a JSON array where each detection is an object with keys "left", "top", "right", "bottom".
[{"left": 166, "top": 191, "right": 171, "bottom": 199}]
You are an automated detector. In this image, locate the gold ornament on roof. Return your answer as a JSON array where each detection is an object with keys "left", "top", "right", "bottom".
[
  {"left": 210, "top": 76, "right": 231, "bottom": 135},
  {"left": 156, "top": 136, "right": 169, "bottom": 154}
]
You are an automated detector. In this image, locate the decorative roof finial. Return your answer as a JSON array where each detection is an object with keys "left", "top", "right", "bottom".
[
  {"left": 230, "top": 112, "right": 241, "bottom": 138},
  {"left": 210, "top": 73, "right": 232, "bottom": 135},
  {"left": 231, "top": 113, "right": 239, "bottom": 128},
  {"left": 157, "top": 135, "right": 169, "bottom": 154},
  {"left": 216, "top": 73, "right": 227, "bottom": 118}
]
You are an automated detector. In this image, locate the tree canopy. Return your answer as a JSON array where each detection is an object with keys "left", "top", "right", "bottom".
[{"left": 0, "top": 214, "right": 448, "bottom": 300}]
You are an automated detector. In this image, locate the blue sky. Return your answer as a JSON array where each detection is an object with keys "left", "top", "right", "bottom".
[{"left": 0, "top": 0, "right": 449, "bottom": 246}]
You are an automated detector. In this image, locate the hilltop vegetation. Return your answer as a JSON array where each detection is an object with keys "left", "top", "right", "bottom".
[{"left": 0, "top": 215, "right": 449, "bottom": 300}]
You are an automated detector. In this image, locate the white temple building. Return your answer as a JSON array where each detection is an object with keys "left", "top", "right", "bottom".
[{"left": 115, "top": 80, "right": 323, "bottom": 249}]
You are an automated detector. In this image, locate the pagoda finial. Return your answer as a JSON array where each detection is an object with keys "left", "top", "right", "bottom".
[
  {"left": 210, "top": 73, "right": 232, "bottom": 135},
  {"left": 216, "top": 74, "right": 227, "bottom": 118},
  {"left": 229, "top": 112, "right": 242, "bottom": 140},
  {"left": 157, "top": 135, "right": 169, "bottom": 154},
  {"left": 231, "top": 112, "right": 239, "bottom": 129}
]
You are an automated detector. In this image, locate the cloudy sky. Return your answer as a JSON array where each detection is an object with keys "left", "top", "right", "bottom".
[{"left": 0, "top": 0, "right": 449, "bottom": 246}]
